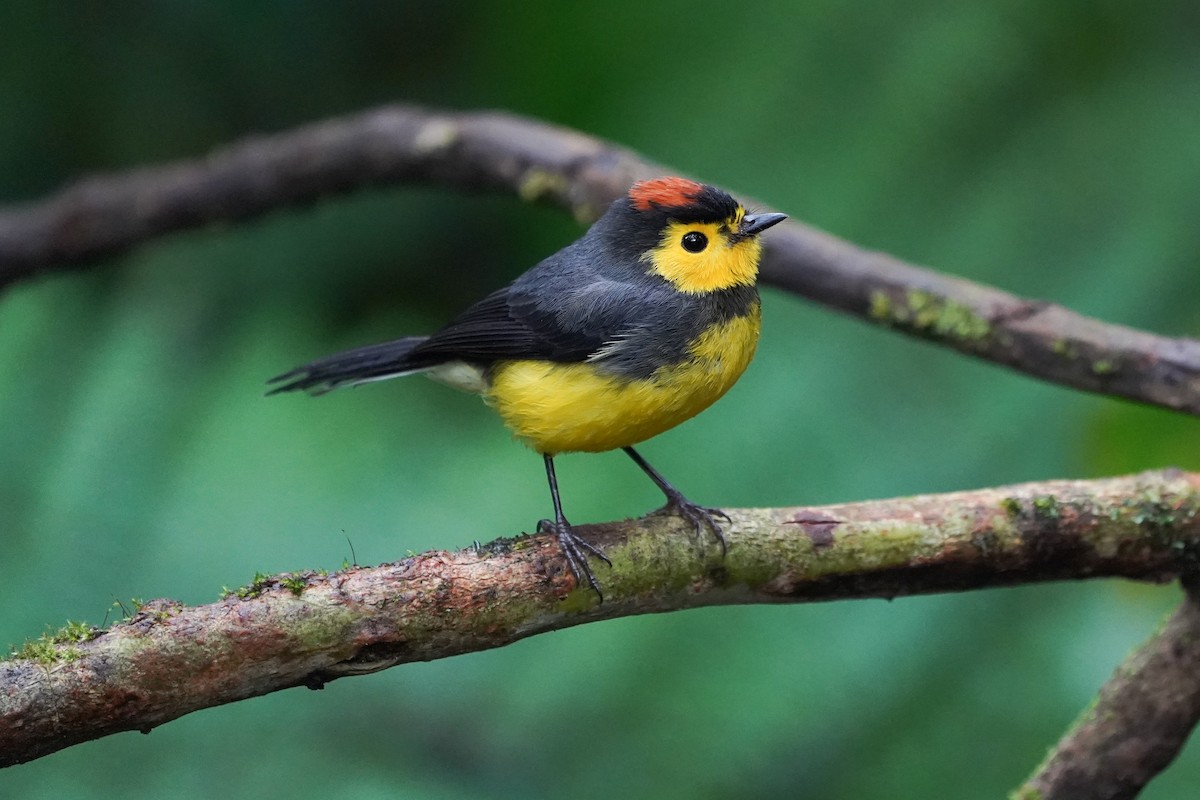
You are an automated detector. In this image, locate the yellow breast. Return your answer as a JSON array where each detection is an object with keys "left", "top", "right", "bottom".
[{"left": 486, "top": 304, "right": 761, "bottom": 454}]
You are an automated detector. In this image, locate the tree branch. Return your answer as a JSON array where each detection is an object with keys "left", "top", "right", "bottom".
[
  {"left": 3, "top": 469, "right": 1200, "bottom": 768},
  {"left": 1014, "top": 579, "right": 1200, "bottom": 800},
  {"left": 1, "top": 105, "right": 1198, "bottom": 415}
]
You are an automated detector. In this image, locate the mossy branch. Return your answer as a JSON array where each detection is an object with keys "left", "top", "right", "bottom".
[
  {"left": 3, "top": 469, "right": 1200, "bottom": 773},
  {"left": 1, "top": 105, "right": 1198, "bottom": 415}
]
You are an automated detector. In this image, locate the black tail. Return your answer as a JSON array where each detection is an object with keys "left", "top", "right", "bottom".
[{"left": 267, "top": 336, "right": 431, "bottom": 395}]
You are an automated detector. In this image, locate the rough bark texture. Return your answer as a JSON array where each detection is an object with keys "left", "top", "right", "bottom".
[
  {"left": 3, "top": 469, "right": 1200, "bottom": 769},
  {"left": 2, "top": 105, "right": 1198, "bottom": 415},
  {"left": 1014, "top": 579, "right": 1200, "bottom": 800}
]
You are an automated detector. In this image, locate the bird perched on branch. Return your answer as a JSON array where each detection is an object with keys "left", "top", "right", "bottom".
[{"left": 269, "top": 177, "right": 786, "bottom": 597}]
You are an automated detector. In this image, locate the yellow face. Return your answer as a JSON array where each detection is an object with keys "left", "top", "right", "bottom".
[{"left": 641, "top": 206, "right": 763, "bottom": 294}]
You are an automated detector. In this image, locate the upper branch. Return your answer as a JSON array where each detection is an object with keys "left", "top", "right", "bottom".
[
  {"left": 3, "top": 469, "right": 1200, "bottom": 768},
  {"left": 1, "top": 105, "right": 1198, "bottom": 415}
]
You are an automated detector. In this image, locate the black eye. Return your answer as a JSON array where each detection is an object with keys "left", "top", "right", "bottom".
[{"left": 681, "top": 231, "right": 708, "bottom": 253}]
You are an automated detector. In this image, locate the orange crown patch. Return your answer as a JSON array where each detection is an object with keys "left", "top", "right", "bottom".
[{"left": 628, "top": 177, "right": 704, "bottom": 211}]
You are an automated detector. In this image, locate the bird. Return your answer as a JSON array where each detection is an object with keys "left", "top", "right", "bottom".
[{"left": 268, "top": 177, "right": 786, "bottom": 597}]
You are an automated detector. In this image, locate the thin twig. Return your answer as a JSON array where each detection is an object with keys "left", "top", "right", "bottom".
[
  {"left": 1014, "top": 577, "right": 1200, "bottom": 800},
  {"left": 3, "top": 469, "right": 1199, "bottom": 768},
  {"left": 1, "top": 105, "right": 1197, "bottom": 414}
]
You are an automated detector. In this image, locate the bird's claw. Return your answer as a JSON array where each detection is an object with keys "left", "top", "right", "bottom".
[
  {"left": 663, "top": 494, "right": 729, "bottom": 556},
  {"left": 538, "top": 518, "right": 611, "bottom": 598}
]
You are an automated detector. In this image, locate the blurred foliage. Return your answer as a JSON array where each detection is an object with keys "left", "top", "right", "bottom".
[{"left": 2, "top": 2, "right": 1199, "bottom": 798}]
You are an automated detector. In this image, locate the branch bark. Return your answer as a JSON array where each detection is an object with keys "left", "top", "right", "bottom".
[
  {"left": 1014, "top": 579, "right": 1200, "bottom": 800},
  {"left": 1, "top": 105, "right": 1198, "bottom": 415},
  {"left": 3, "top": 469, "right": 1200, "bottom": 769}
]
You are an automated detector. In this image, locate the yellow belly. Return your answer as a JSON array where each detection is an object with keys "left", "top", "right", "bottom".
[{"left": 486, "top": 307, "right": 760, "bottom": 454}]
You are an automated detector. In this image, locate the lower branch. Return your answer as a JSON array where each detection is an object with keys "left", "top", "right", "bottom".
[
  {"left": 1015, "top": 579, "right": 1200, "bottom": 800},
  {"left": 3, "top": 469, "right": 1200, "bottom": 768}
]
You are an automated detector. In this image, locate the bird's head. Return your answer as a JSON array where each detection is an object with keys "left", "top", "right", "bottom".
[{"left": 614, "top": 177, "right": 786, "bottom": 294}]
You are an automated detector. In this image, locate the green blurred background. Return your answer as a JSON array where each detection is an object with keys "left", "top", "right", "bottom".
[{"left": 3, "top": 3, "right": 1199, "bottom": 798}]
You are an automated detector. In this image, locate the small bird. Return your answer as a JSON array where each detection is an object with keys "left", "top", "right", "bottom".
[{"left": 268, "top": 177, "right": 786, "bottom": 596}]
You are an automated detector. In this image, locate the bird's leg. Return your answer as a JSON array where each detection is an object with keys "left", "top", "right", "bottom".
[
  {"left": 622, "top": 446, "right": 729, "bottom": 555},
  {"left": 538, "top": 454, "right": 611, "bottom": 597}
]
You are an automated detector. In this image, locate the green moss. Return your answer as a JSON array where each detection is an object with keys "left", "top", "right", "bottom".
[
  {"left": 1091, "top": 359, "right": 1116, "bottom": 375},
  {"left": 285, "top": 606, "right": 361, "bottom": 653},
  {"left": 868, "top": 291, "right": 893, "bottom": 321},
  {"left": 1051, "top": 338, "right": 1075, "bottom": 358},
  {"left": 54, "top": 620, "right": 95, "bottom": 643},
  {"left": 221, "top": 571, "right": 274, "bottom": 600},
  {"left": 280, "top": 575, "right": 308, "bottom": 596},
  {"left": 723, "top": 515, "right": 941, "bottom": 590},
  {"left": 800, "top": 522, "right": 928, "bottom": 578},
  {"left": 557, "top": 586, "right": 601, "bottom": 614},
  {"left": 603, "top": 533, "right": 692, "bottom": 597},
  {"left": 1089, "top": 480, "right": 1200, "bottom": 565},
  {"left": 58, "top": 646, "right": 84, "bottom": 662},
  {"left": 221, "top": 570, "right": 331, "bottom": 600},
  {"left": 1032, "top": 495, "right": 1060, "bottom": 519},
  {"left": 1116, "top": 486, "right": 1185, "bottom": 529},
  {"left": 912, "top": 291, "right": 992, "bottom": 341},
  {"left": 1000, "top": 497, "right": 1022, "bottom": 517},
  {"left": 11, "top": 620, "right": 96, "bottom": 665},
  {"left": 868, "top": 289, "right": 992, "bottom": 344},
  {"left": 411, "top": 118, "right": 459, "bottom": 154},
  {"left": 109, "top": 597, "right": 154, "bottom": 623},
  {"left": 11, "top": 638, "right": 58, "bottom": 664},
  {"left": 147, "top": 604, "right": 177, "bottom": 622},
  {"left": 518, "top": 169, "right": 568, "bottom": 204}
]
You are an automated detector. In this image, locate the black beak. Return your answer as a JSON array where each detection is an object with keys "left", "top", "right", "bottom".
[{"left": 739, "top": 211, "right": 788, "bottom": 237}]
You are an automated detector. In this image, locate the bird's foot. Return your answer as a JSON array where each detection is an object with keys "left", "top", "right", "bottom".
[
  {"left": 661, "top": 490, "right": 730, "bottom": 556},
  {"left": 537, "top": 517, "right": 612, "bottom": 599}
]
